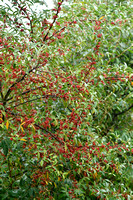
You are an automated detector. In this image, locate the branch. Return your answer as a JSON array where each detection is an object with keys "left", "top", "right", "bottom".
[
  {"left": 17, "top": 2, "right": 34, "bottom": 39},
  {"left": 115, "top": 103, "right": 133, "bottom": 117},
  {"left": 101, "top": 103, "right": 133, "bottom": 136},
  {"left": 3, "top": 64, "right": 40, "bottom": 105},
  {"left": 116, "top": 44, "right": 133, "bottom": 58},
  {"left": 43, "top": 0, "right": 65, "bottom": 41},
  {"left": 107, "top": 44, "right": 133, "bottom": 65},
  {"left": 0, "top": 81, "right": 3, "bottom": 100},
  {"left": 5, "top": 86, "right": 47, "bottom": 103},
  {"left": 11, "top": 94, "right": 58, "bottom": 108},
  {"left": 5, "top": 107, "right": 64, "bottom": 145},
  {"left": 48, "top": 21, "right": 74, "bottom": 41},
  {"left": 5, "top": 108, "right": 23, "bottom": 117},
  {"left": 35, "top": 124, "right": 64, "bottom": 145}
]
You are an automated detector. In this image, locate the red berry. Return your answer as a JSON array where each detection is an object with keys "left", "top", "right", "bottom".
[{"left": 58, "top": 2, "right": 62, "bottom": 6}]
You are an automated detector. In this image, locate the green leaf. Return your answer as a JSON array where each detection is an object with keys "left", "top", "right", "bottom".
[
  {"left": 8, "top": 190, "right": 20, "bottom": 198},
  {"left": 1, "top": 140, "right": 8, "bottom": 156}
]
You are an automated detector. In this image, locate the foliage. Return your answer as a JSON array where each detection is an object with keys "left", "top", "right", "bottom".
[{"left": 0, "top": 0, "right": 133, "bottom": 199}]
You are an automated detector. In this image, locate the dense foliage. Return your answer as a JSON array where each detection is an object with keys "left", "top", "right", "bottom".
[{"left": 0, "top": 0, "right": 133, "bottom": 199}]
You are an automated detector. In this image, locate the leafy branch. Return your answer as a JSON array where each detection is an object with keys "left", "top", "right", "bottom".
[{"left": 43, "top": 0, "right": 65, "bottom": 41}]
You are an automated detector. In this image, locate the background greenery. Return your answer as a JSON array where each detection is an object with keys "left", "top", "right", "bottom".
[{"left": 0, "top": 0, "right": 133, "bottom": 199}]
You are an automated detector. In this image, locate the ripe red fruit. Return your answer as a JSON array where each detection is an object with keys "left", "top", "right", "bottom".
[
  {"left": 58, "top": 2, "right": 62, "bottom": 6},
  {"left": 53, "top": 15, "right": 57, "bottom": 19}
]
